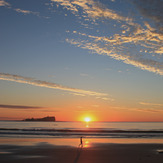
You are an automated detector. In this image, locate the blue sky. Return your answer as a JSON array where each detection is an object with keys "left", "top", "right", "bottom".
[{"left": 0, "top": 0, "right": 163, "bottom": 121}]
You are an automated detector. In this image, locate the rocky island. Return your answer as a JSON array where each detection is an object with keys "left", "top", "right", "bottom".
[{"left": 23, "top": 116, "right": 55, "bottom": 122}]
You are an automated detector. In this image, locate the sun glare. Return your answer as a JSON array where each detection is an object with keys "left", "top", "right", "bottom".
[{"left": 84, "top": 117, "right": 91, "bottom": 122}]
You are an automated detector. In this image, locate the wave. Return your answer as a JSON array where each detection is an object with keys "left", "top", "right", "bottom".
[{"left": 1, "top": 128, "right": 163, "bottom": 138}]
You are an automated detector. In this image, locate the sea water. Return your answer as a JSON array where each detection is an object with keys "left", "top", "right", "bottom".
[{"left": 0, "top": 121, "right": 163, "bottom": 139}]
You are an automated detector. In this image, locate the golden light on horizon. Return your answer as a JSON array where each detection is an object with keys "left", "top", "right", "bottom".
[
  {"left": 79, "top": 114, "right": 97, "bottom": 122},
  {"left": 84, "top": 117, "right": 91, "bottom": 122}
]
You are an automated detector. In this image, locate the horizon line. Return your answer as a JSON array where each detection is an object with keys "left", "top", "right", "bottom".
[{"left": 0, "top": 120, "right": 163, "bottom": 123}]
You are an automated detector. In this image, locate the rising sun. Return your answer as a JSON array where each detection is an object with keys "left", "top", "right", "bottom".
[{"left": 84, "top": 117, "right": 91, "bottom": 122}]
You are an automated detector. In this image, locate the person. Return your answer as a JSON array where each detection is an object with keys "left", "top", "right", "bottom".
[{"left": 80, "top": 137, "right": 83, "bottom": 146}]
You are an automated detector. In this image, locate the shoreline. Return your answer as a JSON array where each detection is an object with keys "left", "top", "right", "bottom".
[
  {"left": 0, "top": 138, "right": 163, "bottom": 163},
  {"left": 1, "top": 136, "right": 163, "bottom": 146}
]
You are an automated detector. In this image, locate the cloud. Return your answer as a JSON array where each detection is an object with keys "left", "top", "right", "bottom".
[
  {"left": 96, "top": 96, "right": 114, "bottom": 101},
  {"left": 69, "top": 92, "right": 86, "bottom": 96},
  {"left": 14, "top": 8, "right": 39, "bottom": 16},
  {"left": 0, "top": 104, "right": 60, "bottom": 113},
  {"left": 0, "top": 116, "right": 20, "bottom": 120},
  {"left": 139, "top": 102, "right": 163, "bottom": 107},
  {"left": 75, "top": 109, "right": 101, "bottom": 112},
  {"left": 40, "top": 109, "right": 60, "bottom": 113},
  {"left": 134, "top": 108, "right": 160, "bottom": 113},
  {"left": 133, "top": 0, "right": 163, "bottom": 27},
  {"left": 80, "top": 73, "right": 89, "bottom": 77},
  {"left": 51, "top": 0, "right": 131, "bottom": 22},
  {"left": 51, "top": 0, "right": 163, "bottom": 75},
  {"left": 80, "top": 73, "right": 94, "bottom": 79},
  {"left": 0, "top": 0, "right": 39, "bottom": 16},
  {"left": 0, "top": 73, "right": 109, "bottom": 99},
  {"left": 132, "top": 0, "right": 163, "bottom": 55},
  {"left": 0, "top": 104, "right": 43, "bottom": 109},
  {"left": 0, "top": 0, "right": 10, "bottom": 7},
  {"left": 66, "top": 37, "right": 163, "bottom": 75},
  {"left": 112, "top": 106, "right": 162, "bottom": 113}
]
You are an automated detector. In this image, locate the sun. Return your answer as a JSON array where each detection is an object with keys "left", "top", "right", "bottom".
[{"left": 84, "top": 117, "right": 91, "bottom": 122}]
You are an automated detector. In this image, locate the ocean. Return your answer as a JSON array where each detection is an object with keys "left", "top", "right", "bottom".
[{"left": 0, "top": 121, "right": 163, "bottom": 139}]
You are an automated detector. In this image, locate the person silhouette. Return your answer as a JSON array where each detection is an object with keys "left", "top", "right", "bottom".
[{"left": 80, "top": 137, "right": 83, "bottom": 146}]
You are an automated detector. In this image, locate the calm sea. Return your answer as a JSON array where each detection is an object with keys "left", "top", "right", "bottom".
[{"left": 0, "top": 121, "right": 163, "bottom": 139}]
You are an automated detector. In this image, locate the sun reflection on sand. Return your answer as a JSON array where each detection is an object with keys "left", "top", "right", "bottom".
[
  {"left": 1, "top": 137, "right": 163, "bottom": 149},
  {"left": 83, "top": 140, "right": 90, "bottom": 148}
]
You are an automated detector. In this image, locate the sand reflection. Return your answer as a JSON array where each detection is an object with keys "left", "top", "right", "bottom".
[{"left": 1, "top": 137, "right": 163, "bottom": 148}]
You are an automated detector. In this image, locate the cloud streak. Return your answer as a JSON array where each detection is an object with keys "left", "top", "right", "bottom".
[
  {"left": 0, "top": 104, "right": 60, "bottom": 112},
  {"left": 0, "top": 0, "right": 39, "bottom": 16},
  {"left": 67, "top": 37, "right": 163, "bottom": 75},
  {"left": 139, "top": 102, "right": 163, "bottom": 107},
  {"left": 0, "top": 104, "right": 43, "bottom": 109},
  {"left": 51, "top": 0, "right": 131, "bottom": 22},
  {"left": 134, "top": 108, "right": 160, "bottom": 113},
  {"left": 0, "top": 73, "right": 110, "bottom": 99},
  {"left": 14, "top": 8, "right": 39, "bottom": 16},
  {"left": 113, "top": 106, "right": 162, "bottom": 113},
  {"left": 0, "top": 0, "right": 10, "bottom": 7}
]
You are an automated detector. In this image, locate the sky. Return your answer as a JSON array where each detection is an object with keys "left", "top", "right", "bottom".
[{"left": 0, "top": 0, "right": 163, "bottom": 122}]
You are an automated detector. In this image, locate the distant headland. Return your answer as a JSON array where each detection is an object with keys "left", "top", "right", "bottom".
[{"left": 23, "top": 116, "right": 55, "bottom": 122}]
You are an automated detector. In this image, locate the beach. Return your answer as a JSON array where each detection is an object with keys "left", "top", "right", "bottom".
[
  {"left": 1, "top": 138, "right": 163, "bottom": 163},
  {"left": 1, "top": 121, "right": 163, "bottom": 162}
]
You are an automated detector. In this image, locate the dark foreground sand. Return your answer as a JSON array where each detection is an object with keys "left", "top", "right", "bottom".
[{"left": 0, "top": 143, "right": 163, "bottom": 163}]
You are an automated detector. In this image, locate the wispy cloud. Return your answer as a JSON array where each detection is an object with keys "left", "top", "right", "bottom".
[
  {"left": 112, "top": 106, "right": 162, "bottom": 113},
  {"left": 0, "top": 116, "right": 21, "bottom": 120},
  {"left": 80, "top": 73, "right": 89, "bottom": 77},
  {"left": 14, "top": 8, "right": 39, "bottom": 16},
  {"left": 0, "top": 0, "right": 39, "bottom": 16},
  {"left": 75, "top": 108, "right": 101, "bottom": 112},
  {"left": 66, "top": 37, "right": 163, "bottom": 75},
  {"left": 0, "top": 104, "right": 43, "bottom": 109},
  {"left": 133, "top": 0, "right": 163, "bottom": 28},
  {"left": 52, "top": 0, "right": 163, "bottom": 75},
  {"left": 80, "top": 73, "right": 94, "bottom": 79},
  {"left": 134, "top": 108, "right": 160, "bottom": 113},
  {"left": 0, "top": 73, "right": 110, "bottom": 99},
  {"left": 51, "top": 0, "right": 131, "bottom": 22},
  {"left": 0, "top": 104, "right": 60, "bottom": 113},
  {"left": 69, "top": 92, "right": 86, "bottom": 97},
  {"left": 139, "top": 102, "right": 163, "bottom": 107},
  {"left": 0, "top": 0, "right": 10, "bottom": 7}
]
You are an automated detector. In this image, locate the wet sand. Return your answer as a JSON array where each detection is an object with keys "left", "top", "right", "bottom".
[{"left": 0, "top": 142, "right": 163, "bottom": 163}]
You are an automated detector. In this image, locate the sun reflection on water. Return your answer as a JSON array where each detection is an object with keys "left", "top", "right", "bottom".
[{"left": 86, "top": 123, "right": 89, "bottom": 128}]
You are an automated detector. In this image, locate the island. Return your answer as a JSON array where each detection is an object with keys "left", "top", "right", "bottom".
[{"left": 23, "top": 116, "right": 55, "bottom": 122}]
